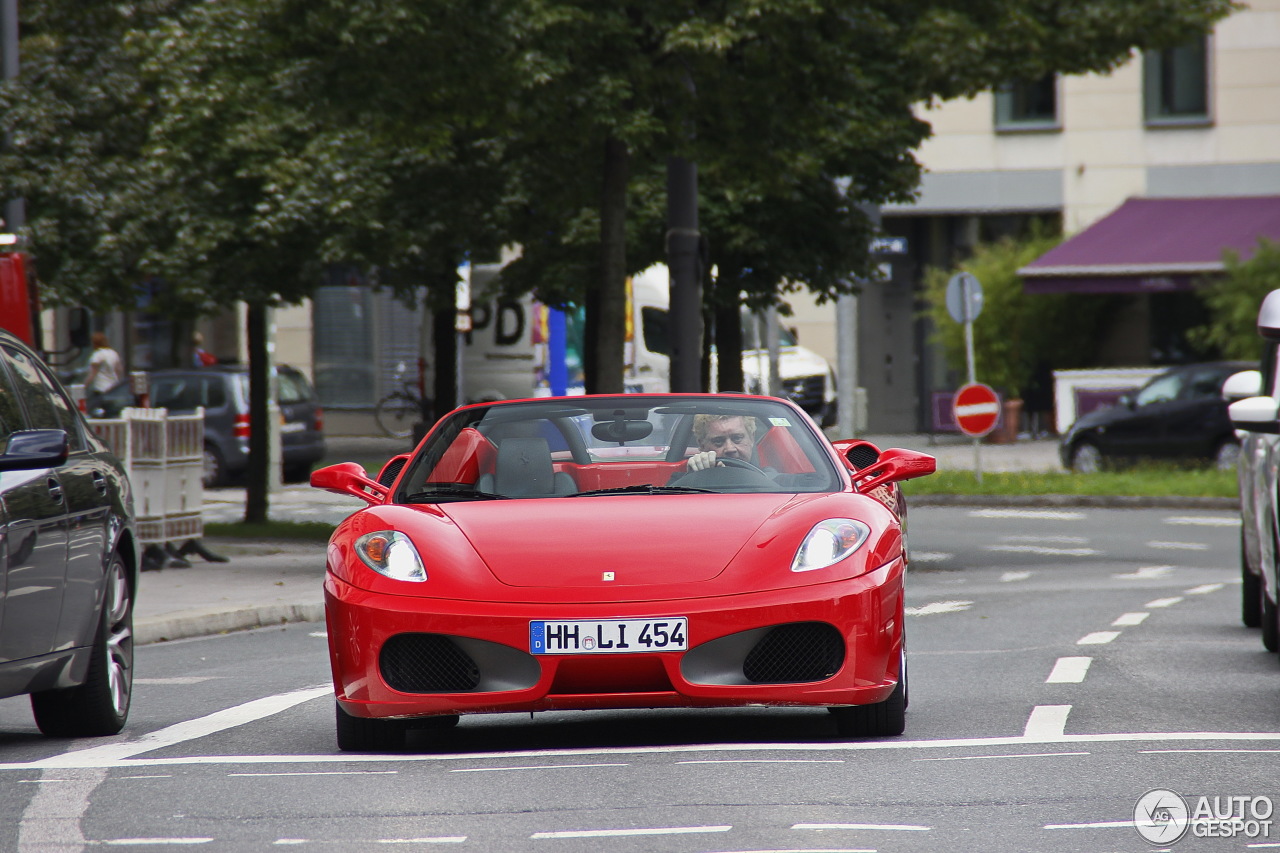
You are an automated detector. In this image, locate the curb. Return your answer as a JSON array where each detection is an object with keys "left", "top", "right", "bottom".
[
  {"left": 909, "top": 494, "right": 1239, "bottom": 510},
  {"left": 135, "top": 603, "right": 325, "bottom": 645}
]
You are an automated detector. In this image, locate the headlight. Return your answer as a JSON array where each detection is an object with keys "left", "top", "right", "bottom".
[
  {"left": 355, "top": 531, "right": 427, "bottom": 582},
  {"left": 791, "top": 519, "right": 871, "bottom": 573}
]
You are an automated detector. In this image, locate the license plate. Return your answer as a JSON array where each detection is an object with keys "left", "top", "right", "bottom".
[{"left": 530, "top": 618, "right": 688, "bottom": 655}]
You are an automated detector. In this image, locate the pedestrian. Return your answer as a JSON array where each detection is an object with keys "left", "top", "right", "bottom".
[
  {"left": 85, "top": 332, "right": 124, "bottom": 408},
  {"left": 192, "top": 332, "right": 217, "bottom": 367}
]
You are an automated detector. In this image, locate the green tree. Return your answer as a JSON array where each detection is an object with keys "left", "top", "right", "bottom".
[
  {"left": 923, "top": 232, "right": 1118, "bottom": 399},
  {"left": 1189, "top": 240, "right": 1280, "bottom": 361}
]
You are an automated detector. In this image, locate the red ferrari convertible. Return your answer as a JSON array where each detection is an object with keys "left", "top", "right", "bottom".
[{"left": 312, "top": 393, "right": 935, "bottom": 750}]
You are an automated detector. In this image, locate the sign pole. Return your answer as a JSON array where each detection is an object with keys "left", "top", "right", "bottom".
[{"left": 947, "top": 271, "right": 988, "bottom": 484}]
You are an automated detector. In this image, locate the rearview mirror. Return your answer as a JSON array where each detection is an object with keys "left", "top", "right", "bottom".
[
  {"left": 1229, "top": 396, "right": 1280, "bottom": 435},
  {"left": 853, "top": 447, "right": 937, "bottom": 493},
  {"left": 311, "top": 462, "right": 388, "bottom": 505},
  {"left": 0, "top": 429, "right": 70, "bottom": 471}
]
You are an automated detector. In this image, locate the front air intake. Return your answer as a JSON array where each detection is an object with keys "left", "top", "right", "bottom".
[
  {"left": 742, "top": 622, "right": 844, "bottom": 683},
  {"left": 380, "top": 633, "right": 481, "bottom": 693}
]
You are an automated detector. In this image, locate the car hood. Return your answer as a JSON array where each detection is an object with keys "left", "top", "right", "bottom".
[
  {"left": 441, "top": 494, "right": 792, "bottom": 587},
  {"left": 1067, "top": 402, "right": 1129, "bottom": 433}
]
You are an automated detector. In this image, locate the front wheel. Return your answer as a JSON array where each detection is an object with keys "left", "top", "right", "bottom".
[
  {"left": 1243, "top": 530, "right": 1262, "bottom": 629},
  {"left": 1069, "top": 441, "right": 1103, "bottom": 473},
  {"left": 32, "top": 552, "right": 133, "bottom": 737},
  {"left": 375, "top": 393, "right": 419, "bottom": 439},
  {"left": 202, "top": 443, "right": 227, "bottom": 488},
  {"left": 1263, "top": 592, "right": 1279, "bottom": 654},
  {"left": 830, "top": 649, "right": 906, "bottom": 738},
  {"left": 336, "top": 704, "right": 407, "bottom": 751}
]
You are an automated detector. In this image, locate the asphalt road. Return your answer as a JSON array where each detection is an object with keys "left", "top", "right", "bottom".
[{"left": 1, "top": 506, "right": 1274, "bottom": 852}]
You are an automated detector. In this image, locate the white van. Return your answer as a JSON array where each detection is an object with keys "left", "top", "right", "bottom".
[{"left": 460, "top": 263, "right": 839, "bottom": 426}]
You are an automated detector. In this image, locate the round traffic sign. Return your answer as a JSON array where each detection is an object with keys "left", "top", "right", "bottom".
[
  {"left": 946, "top": 272, "right": 984, "bottom": 324},
  {"left": 953, "top": 383, "right": 1000, "bottom": 437}
]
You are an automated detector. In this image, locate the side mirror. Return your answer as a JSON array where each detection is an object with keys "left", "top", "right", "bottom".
[
  {"left": 310, "top": 462, "right": 388, "bottom": 505},
  {"left": 0, "top": 429, "right": 70, "bottom": 471},
  {"left": 1259, "top": 290, "right": 1280, "bottom": 341},
  {"left": 1223, "top": 370, "right": 1263, "bottom": 403},
  {"left": 1229, "top": 396, "right": 1280, "bottom": 435},
  {"left": 853, "top": 447, "right": 937, "bottom": 494}
]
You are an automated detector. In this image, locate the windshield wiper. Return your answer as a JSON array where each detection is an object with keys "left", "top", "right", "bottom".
[
  {"left": 567, "top": 484, "right": 716, "bottom": 497},
  {"left": 403, "top": 486, "right": 509, "bottom": 502}
]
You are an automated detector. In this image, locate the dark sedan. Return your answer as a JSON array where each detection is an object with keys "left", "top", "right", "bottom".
[
  {"left": 1059, "top": 361, "right": 1252, "bottom": 472},
  {"left": 0, "top": 328, "right": 137, "bottom": 737}
]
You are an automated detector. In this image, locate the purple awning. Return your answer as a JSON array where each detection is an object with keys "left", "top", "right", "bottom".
[{"left": 1019, "top": 195, "right": 1280, "bottom": 293}]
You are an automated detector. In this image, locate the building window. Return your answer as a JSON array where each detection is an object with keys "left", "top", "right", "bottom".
[
  {"left": 1144, "top": 37, "right": 1210, "bottom": 125},
  {"left": 994, "top": 75, "right": 1058, "bottom": 131}
]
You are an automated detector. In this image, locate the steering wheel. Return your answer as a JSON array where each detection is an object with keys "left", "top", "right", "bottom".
[{"left": 716, "top": 457, "right": 767, "bottom": 476}]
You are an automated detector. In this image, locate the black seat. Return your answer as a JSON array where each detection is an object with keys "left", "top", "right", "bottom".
[{"left": 477, "top": 438, "right": 576, "bottom": 496}]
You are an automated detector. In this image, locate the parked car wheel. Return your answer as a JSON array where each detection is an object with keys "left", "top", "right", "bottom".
[
  {"left": 1243, "top": 531, "right": 1263, "bottom": 629},
  {"left": 31, "top": 551, "right": 134, "bottom": 737},
  {"left": 1069, "top": 442, "right": 1103, "bottom": 473},
  {"left": 1263, "top": 592, "right": 1279, "bottom": 654},
  {"left": 202, "top": 443, "right": 226, "bottom": 488},
  {"left": 1215, "top": 439, "right": 1241, "bottom": 471}
]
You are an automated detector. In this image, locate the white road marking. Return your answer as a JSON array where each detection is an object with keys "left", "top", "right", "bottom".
[
  {"left": 910, "top": 551, "right": 951, "bottom": 563},
  {"left": 1044, "top": 820, "right": 1132, "bottom": 830},
  {"left": 1000, "top": 571, "right": 1032, "bottom": 582},
  {"left": 1112, "top": 565, "right": 1172, "bottom": 580},
  {"left": 1077, "top": 631, "right": 1120, "bottom": 645},
  {"left": 676, "top": 759, "right": 844, "bottom": 765},
  {"left": 134, "top": 677, "right": 218, "bottom": 685},
  {"left": 308, "top": 632, "right": 328, "bottom": 639},
  {"left": 1113, "top": 612, "right": 1149, "bottom": 626},
  {"left": 372, "top": 839, "right": 466, "bottom": 845},
  {"left": 229, "top": 770, "right": 398, "bottom": 777},
  {"left": 987, "top": 545, "right": 1098, "bottom": 556},
  {"left": 1147, "top": 540, "right": 1209, "bottom": 551},
  {"left": 450, "top": 764, "right": 628, "bottom": 773},
  {"left": 18, "top": 768, "right": 106, "bottom": 853},
  {"left": 1000, "top": 535, "right": 1088, "bottom": 544},
  {"left": 101, "top": 841, "right": 213, "bottom": 846},
  {"left": 905, "top": 600, "right": 973, "bottom": 616},
  {"left": 37, "top": 684, "right": 331, "bottom": 768},
  {"left": 915, "top": 752, "right": 1088, "bottom": 762},
  {"left": 1186, "top": 583, "right": 1225, "bottom": 594},
  {"left": 1046, "top": 657, "right": 1092, "bottom": 683},
  {"left": 531, "top": 826, "right": 732, "bottom": 839},
  {"left": 794, "top": 823, "right": 930, "bottom": 831},
  {"left": 1024, "top": 705, "right": 1071, "bottom": 739},
  {"left": 1145, "top": 596, "right": 1184, "bottom": 608},
  {"left": 970, "top": 509, "right": 1085, "bottom": 520},
  {"left": 1165, "top": 515, "right": 1241, "bottom": 527}
]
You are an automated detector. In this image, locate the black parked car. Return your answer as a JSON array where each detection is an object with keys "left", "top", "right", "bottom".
[
  {"left": 1059, "top": 361, "right": 1252, "bottom": 472},
  {"left": 91, "top": 365, "right": 326, "bottom": 487},
  {"left": 0, "top": 328, "right": 137, "bottom": 736}
]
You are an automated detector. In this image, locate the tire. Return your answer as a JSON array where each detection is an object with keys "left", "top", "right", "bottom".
[
  {"left": 375, "top": 393, "right": 419, "bottom": 439},
  {"left": 830, "top": 649, "right": 906, "bottom": 738},
  {"left": 1263, "top": 591, "right": 1279, "bottom": 654},
  {"left": 1069, "top": 441, "right": 1103, "bottom": 473},
  {"left": 31, "top": 552, "right": 133, "bottom": 737},
  {"left": 336, "top": 703, "right": 407, "bottom": 751},
  {"left": 1215, "top": 439, "right": 1242, "bottom": 471},
  {"left": 1243, "top": 530, "right": 1262, "bottom": 629},
  {"left": 202, "top": 443, "right": 227, "bottom": 488}
]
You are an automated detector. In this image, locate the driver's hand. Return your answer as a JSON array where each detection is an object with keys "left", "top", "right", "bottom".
[{"left": 687, "top": 451, "right": 721, "bottom": 472}]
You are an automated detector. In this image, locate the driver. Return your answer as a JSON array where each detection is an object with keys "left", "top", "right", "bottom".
[{"left": 686, "top": 414, "right": 758, "bottom": 471}]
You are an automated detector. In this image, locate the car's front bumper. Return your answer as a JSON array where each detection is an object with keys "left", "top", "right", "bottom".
[{"left": 326, "top": 558, "right": 905, "bottom": 721}]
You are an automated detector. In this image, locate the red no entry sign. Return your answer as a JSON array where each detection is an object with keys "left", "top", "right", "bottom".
[{"left": 953, "top": 383, "right": 1000, "bottom": 437}]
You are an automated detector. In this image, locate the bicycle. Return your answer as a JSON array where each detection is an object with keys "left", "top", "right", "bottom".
[{"left": 375, "top": 362, "right": 428, "bottom": 439}]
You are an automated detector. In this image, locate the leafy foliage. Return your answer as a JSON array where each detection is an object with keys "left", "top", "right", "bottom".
[{"left": 1188, "top": 239, "right": 1280, "bottom": 361}]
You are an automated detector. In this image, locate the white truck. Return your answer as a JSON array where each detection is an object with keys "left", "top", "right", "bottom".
[{"left": 461, "top": 263, "right": 838, "bottom": 425}]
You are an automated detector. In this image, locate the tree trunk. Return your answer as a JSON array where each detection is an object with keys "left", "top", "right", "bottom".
[
  {"left": 586, "top": 135, "right": 629, "bottom": 394},
  {"left": 714, "top": 270, "right": 745, "bottom": 393},
  {"left": 432, "top": 307, "right": 457, "bottom": 415},
  {"left": 243, "top": 301, "right": 270, "bottom": 524}
]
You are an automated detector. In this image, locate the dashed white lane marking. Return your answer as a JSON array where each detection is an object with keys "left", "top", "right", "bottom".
[
  {"left": 987, "top": 545, "right": 1099, "bottom": 556},
  {"left": 970, "top": 509, "right": 1085, "bottom": 520},
  {"left": 450, "top": 764, "right": 628, "bottom": 773},
  {"left": 133, "top": 677, "right": 218, "bottom": 685},
  {"left": 915, "top": 752, "right": 1088, "bottom": 762},
  {"left": 1113, "top": 612, "right": 1150, "bottom": 626},
  {"left": 676, "top": 759, "right": 844, "bottom": 765},
  {"left": 101, "top": 840, "right": 213, "bottom": 846},
  {"left": 1044, "top": 820, "right": 1132, "bottom": 830},
  {"left": 910, "top": 551, "right": 951, "bottom": 563},
  {"left": 1165, "top": 515, "right": 1241, "bottom": 527},
  {"left": 1001, "top": 535, "right": 1089, "bottom": 544},
  {"left": 531, "top": 826, "right": 731, "bottom": 839},
  {"left": 1146, "top": 596, "right": 1184, "bottom": 608},
  {"left": 1147, "top": 540, "right": 1209, "bottom": 551},
  {"left": 1077, "top": 632, "right": 1120, "bottom": 645},
  {"left": 1046, "top": 657, "right": 1093, "bottom": 683},
  {"left": 1186, "top": 583, "right": 1225, "bottom": 594},
  {"left": 794, "top": 823, "right": 930, "bottom": 832},
  {"left": 1000, "top": 571, "right": 1032, "bottom": 582},
  {"left": 905, "top": 600, "right": 973, "bottom": 616},
  {"left": 229, "top": 770, "right": 397, "bottom": 777},
  {"left": 1024, "top": 705, "right": 1071, "bottom": 739},
  {"left": 1113, "top": 565, "right": 1172, "bottom": 580},
  {"left": 274, "top": 838, "right": 465, "bottom": 846},
  {"left": 18, "top": 767, "right": 106, "bottom": 853},
  {"left": 37, "top": 684, "right": 332, "bottom": 767}
]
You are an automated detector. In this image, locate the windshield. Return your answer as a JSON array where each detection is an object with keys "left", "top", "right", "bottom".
[{"left": 396, "top": 395, "right": 841, "bottom": 501}]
